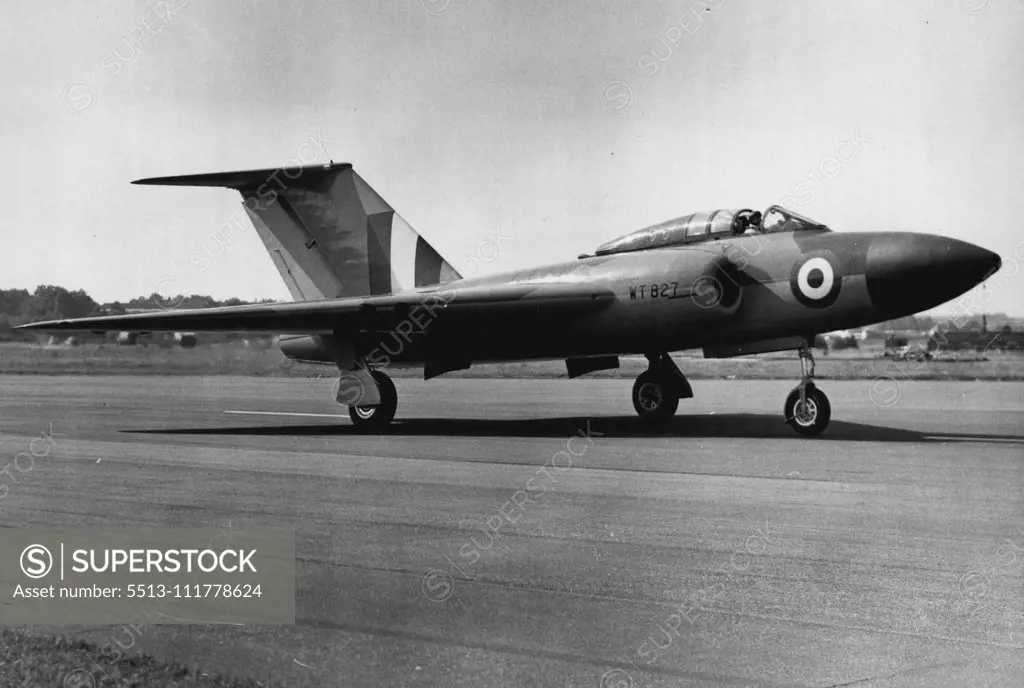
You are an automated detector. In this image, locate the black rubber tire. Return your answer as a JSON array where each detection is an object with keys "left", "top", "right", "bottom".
[
  {"left": 632, "top": 371, "right": 680, "bottom": 422},
  {"left": 348, "top": 370, "right": 398, "bottom": 430},
  {"left": 783, "top": 384, "right": 831, "bottom": 437}
]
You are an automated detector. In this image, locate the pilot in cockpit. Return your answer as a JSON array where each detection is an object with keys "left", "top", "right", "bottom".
[
  {"left": 746, "top": 210, "right": 762, "bottom": 233},
  {"left": 732, "top": 210, "right": 763, "bottom": 236}
]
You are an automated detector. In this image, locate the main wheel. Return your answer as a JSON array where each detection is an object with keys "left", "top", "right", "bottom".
[
  {"left": 784, "top": 384, "right": 831, "bottom": 437},
  {"left": 348, "top": 370, "right": 398, "bottom": 430},
  {"left": 632, "top": 371, "right": 680, "bottom": 422}
]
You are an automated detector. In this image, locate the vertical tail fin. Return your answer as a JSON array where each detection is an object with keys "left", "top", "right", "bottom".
[{"left": 133, "top": 163, "right": 461, "bottom": 301}]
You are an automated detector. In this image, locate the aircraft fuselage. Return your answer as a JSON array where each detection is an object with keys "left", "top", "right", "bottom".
[{"left": 283, "top": 229, "right": 1000, "bottom": 367}]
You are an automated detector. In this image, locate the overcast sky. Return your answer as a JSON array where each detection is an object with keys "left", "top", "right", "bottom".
[{"left": 2, "top": 0, "right": 1022, "bottom": 315}]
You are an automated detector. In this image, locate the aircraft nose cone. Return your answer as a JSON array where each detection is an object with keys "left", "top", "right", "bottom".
[{"left": 866, "top": 233, "right": 1001, "bottom": 320}]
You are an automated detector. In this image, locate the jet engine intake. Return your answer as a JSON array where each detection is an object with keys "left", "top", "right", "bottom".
[{"left": 687, "top": 256, "right": 743, "bottom": 318}]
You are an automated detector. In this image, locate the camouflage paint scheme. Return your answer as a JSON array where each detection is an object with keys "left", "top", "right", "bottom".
[
  {"left": 19, "top": 163, "right": 1001, "bottom": 381},
  {"left": 357, "top": 226, "right": 999, "bottom": 367}
]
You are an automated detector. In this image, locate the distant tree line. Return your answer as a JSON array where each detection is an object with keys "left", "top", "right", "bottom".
[
  {"left": 871, "top": 313, "right": 1019, "bottom": 333},
  {"left": 0, "top": 286, "right": 273, "bottom": 342},
  {"left": 0, "top": 286, "right": 101, "bottom": 340}
]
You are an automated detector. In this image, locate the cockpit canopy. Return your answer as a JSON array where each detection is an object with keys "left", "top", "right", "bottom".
[
  {"left": 593, "top": 205, "right": 829, "bottom": 257},
  {"left": 758, "top": 206, "right": 829, "bottom": 235}
]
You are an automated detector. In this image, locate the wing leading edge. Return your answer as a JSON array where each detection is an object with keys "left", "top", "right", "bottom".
[{"left": 16, "top": 283, "right": 615, "bottom": 334}]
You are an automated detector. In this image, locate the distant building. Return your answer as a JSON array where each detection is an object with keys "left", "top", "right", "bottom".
[{"left": 930, "top": 326, "right": 1023, "bottom": 352}]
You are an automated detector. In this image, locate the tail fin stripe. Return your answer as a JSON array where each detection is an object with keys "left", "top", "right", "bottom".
[
  {"left": 414, "top": 236, "right": 445, "bottom": 288},
  {"left": 366, "top": 212, "right": 394, "bottom": 296},
  {"left": 389, "top": 214, "right": 420, "bottom": 293}
]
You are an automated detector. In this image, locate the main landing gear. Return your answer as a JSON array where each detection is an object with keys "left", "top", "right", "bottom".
[
  {"left": 783, "top": 347, "right": 831, "bottom": 437},
  {"left": 347, "top": 369, "right": 398, "bottom": 430},
  {"left": 632, "top": 353, "right": 693, "bottom": 423}
]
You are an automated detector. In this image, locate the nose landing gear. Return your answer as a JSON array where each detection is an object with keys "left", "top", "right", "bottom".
[{"left": 783, "top": 347, "right": 831, "bottom": 437}]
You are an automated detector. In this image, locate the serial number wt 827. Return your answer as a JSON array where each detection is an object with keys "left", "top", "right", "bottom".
[{"left": 628, "top": 282, "right": 680, "bottom": 300}]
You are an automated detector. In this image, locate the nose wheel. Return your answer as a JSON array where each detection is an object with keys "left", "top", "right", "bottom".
[{"left": 784, "top": 347, "right": 831, "bottom": 437}]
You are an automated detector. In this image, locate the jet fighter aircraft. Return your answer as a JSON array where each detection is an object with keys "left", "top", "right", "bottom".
[{"left": 20, "top": 162, "right": 1002, "bottom": 436}]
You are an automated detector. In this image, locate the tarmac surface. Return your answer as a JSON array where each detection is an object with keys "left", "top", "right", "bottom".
[{"left": 0, "top": 374, "right": 1021, "bottom": 687}]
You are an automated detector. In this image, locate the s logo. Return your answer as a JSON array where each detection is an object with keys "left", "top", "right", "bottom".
[
  {"left": 20, "top": 544, "right": 53, "bottom": 579},
  {"left": 790, "top": 251, "right": 842, "bottom": 308}
]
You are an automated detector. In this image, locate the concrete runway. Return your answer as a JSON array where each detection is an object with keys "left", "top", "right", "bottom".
[{"left": 0, "top": 374, "right": 1021, "bottom": 687}]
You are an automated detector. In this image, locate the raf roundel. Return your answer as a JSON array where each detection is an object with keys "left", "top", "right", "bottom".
[{"left": 790, "top": 251, "right": 842, "bottom": 307}]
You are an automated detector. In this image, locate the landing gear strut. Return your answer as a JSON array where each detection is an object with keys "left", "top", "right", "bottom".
[
  {"left": 347, "top": 369, "right": 398, "bottom": 430},
  {"left": 783, "top": 347, "right": 831, "bottom": 437},
  {"left": 632, "top": 353, "right": 692, "bottom": 423}
]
